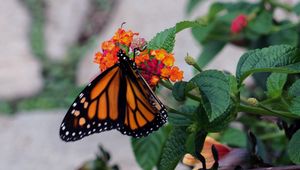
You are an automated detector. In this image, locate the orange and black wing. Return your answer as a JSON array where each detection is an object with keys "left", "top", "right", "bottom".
[
  {"left": 117, "top": 62, "right": 167, "bottom": 138},
  {"left": 60, "top": 51, "right": 168, "bottom": 141},
  {"left": 60, "top": 64, "right": 123, "bottom": 142}
]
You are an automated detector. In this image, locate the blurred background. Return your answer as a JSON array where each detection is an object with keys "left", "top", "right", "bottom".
[{"left": 1, "top": 0, "right": 296, "bottom": 169}]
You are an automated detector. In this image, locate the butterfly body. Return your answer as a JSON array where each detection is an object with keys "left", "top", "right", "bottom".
[{"left": 60, "top": 50, "right": 167, "bottom": 142}]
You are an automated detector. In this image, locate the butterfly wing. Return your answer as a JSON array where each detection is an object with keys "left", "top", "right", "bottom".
[
  {"left": 117, "top": 61, "right": 167, "bottom": 138},
  {"left": 60, "top": 64, "right": 124, "bottom": 142},
  {"left": 60, "top": 52, "right": 168, "bottom": 141}
]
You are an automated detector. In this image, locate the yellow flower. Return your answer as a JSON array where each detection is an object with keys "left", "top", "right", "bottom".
[
  {"left": 150, "top": 49, "right": 167, "bottom": 60},
  {"left": 162, "top": 53, "right": 175, "bottom": 66}
]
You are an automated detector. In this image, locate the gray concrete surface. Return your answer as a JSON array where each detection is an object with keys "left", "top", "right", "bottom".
[
  {"left": 0, "top": 110, "right": 140, "bottom": 170},
  {"left": 45, "top": 0, "right": 91, "bottom": 60},
  {"left": 0, "top": 0, "right": 43, "bottom": 100}
]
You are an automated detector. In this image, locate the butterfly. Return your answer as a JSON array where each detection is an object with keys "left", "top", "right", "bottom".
[{"left": 60, "top": 49, "right": 168, "bottom": 142}]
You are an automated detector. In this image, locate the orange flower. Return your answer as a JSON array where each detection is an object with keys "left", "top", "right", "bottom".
[
  {"left": 94, "top": 52, "right": 103, "bottom": 64},
  {"left": 135, "top": 53, "right": 150, "bottom": 65},
  {"left": 169, "top": 66, "right": 183, "bottom": 82},
  {"left": 104, "top": 52, "right": 118, "bottom": 68},
  {"left": 94, "top": 50, "right": 118, "bottom": 72},
  {"left": 112, "top": 28, "right": 138, "bottom": 46},
  {"left": 183, "top": 136, "right": 231, "bottom": 169},
  {"left": 162, "top": 53, "right": 175, "bottom": 66},
  {"left": 150, "top": 75, "right": 160, "bottom": 86},
  {"left": 150, "top": 49, "right": 168, "bottom": 61},
  {"left": 161, "top": 67, "right": 170, "bottom": 78},
  {"left": 101, "top": 40, "right": 115, "bottom": 51}
]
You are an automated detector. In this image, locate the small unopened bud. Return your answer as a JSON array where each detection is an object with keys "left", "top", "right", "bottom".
[
  {"left": 185, "top": 54, "right": 196, "bottom": 66},
  {"left": 185, "top": 54, "right": 202, "bottom": 72},
  {"left": 247, "top": 98, "right": 258, "bottom": 106}
]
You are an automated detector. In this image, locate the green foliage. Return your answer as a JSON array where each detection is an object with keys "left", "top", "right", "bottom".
[
  {"left": 168, "top": 105, "right": 195, "bottom": 127},
  {"left": 172, "top": 81, "right": 196, "bottom": 101},
  {"left": 158, "top": 127, "right": 188, "bottom": 170},
  {"left": 191, "top": 70, "right": 231, "bottom": 121},
  {"left": 293, "top": 3, "right": 300, "bottom": 15},
  {"left": 289, "top": 80, "right": 300, "bottom": 96},
  {"left": 148, "top": 27, "right": 176, "bottom": 52},
  {"left": 134, "top": 11, "right": 300, "bottom": 167},
  {"left": 220, "top": 128, "right": 247, "bottom": 147},
  {"left": 288, "top": 130, "right": 300, "bottom": 164},
  {"left": 197, "top": 41, "right": 226, "bottom": 68},
  {"left": 148, "top": 21, "right": 205, "bottom": 52},
  {"left": 268, "top": 23, "right": 298, "bottom": 46},
  {"left": 131, "top": 126, "right": 172, "bottom": 170},
  {"left": 288, "top": 80, "right": 300, "bottom": 115},
  {"left": 266, "top": 73, "right": 287, "bottom": 98},
  {"left": 248, "top": 11, "right": 273, "bottom": 35},
  {"left": 236, "top": 45, "right": 300, "bottom": 84}
]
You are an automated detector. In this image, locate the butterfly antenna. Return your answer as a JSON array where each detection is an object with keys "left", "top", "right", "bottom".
[{"left": 120, "top": 22, "right": 126, "bottom": 28}]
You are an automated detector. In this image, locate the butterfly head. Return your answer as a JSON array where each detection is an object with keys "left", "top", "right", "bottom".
[{"left": 117, "top": 49, "right": 129, "bottom": 62}]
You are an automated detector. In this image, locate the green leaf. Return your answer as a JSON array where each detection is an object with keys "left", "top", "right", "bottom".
[
  {"left": 227, "top": 73, "right": 239, "bottom": 96},
  {"left": 207, "top": 2, "right": 225, "bottom": 20},
  {"left": 158, "top": 127, "right": 188, "bottom": 170},
  {"left": 194, "top": 100, "right": 236, "bottom": 132},
  {"left": 197, "top": 41, "right": 226, "bottom": 67},
  {"left": 236, "top": 45, "right": 300, "bottom": 84},
  {"left": 148, "top": 27, "right": 176, "bottom": 52},
  {"left": 289, "top": 80, "right": 300, "bottom": 97},
  {"left": 168, "top": 113, "right": 192, "bottom": 127},
  {"left": 148, "top": 21, "right": 205, "bottom": 52},
  {"left": 288, "top": 129, "right": 300, "bottom": 164},
  {"left": 172, "top": 81, "right": 196, "bottom": 101},
  {"left": 131, "top": 126, "right": 171, "bottom": 170},
  {"left": 220, "top": 128, "right": 247, "bottom": 147},
  {"left": 191, "top": 22, "right": 217, "bottom": 44},
  {"left": 175, "top": 20, "right": 206, "bottom": 33},
  {"left": 289, "top": 97, "right": 300, "bottom": 115},
  {"left": 186, "top": 0, "right": 204, "bottom": 15},
  {"left": 248, "top": 11, "right": 273, "bottom": 34},
  {"left": 172, "top": 82, "right": 187, "bottom": 101},
  {"left": 293, "top": 3, "right": 300, "bottom": 15},
  {"left": 288, "top": 81, "right": 300, "bottom": 115},
  {"left": 268, "top": 26, "right": 298, "bottom": 46},
  {"left": 266, "top": 73, "right": 288, "bottom": 98},
  {"left": 206, "top": 101, "right": 236, "bottom": 132},
  {"left": 168, "top": 105, "right": 195, "bottom": 126},
  {"left": 191, "top": 70, "right": 231, "bottom": 121}
]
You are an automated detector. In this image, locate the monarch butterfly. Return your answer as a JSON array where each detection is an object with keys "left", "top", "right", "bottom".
[{"left": 60, "top": 49, "right": 167, "bottom": 142}]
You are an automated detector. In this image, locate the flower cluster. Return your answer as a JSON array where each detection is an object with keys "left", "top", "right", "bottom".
[
  {"left": 94, "top": 29, "right": 138, "bottom": 72},
  {"left": 94, "top": 28, "right": 183, "bottom": 88},
  {"left": 230, "top": 14, "right": 248, "bottom": 34}
]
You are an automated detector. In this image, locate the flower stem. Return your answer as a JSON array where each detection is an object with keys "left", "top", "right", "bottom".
[{"left": 237, "top": 104, "right": 299, "bottom": 120}]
